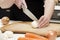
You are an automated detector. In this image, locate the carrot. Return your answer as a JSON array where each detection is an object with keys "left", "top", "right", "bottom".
[
  {"left": 18, "top": 31, "right": 57, "bottom": 40},
  {"left": 18, "top": 37, "right": 27, "bottom": 40},
  {"left": 18, "top": 37, "right": 45, "bottom": 40},
  {"left": 25, "top": 33, "right": 48, "bottom": 40}
]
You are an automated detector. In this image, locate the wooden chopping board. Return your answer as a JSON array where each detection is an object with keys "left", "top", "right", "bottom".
[{"left": 1, "top": 21, "right": 60, "bottom": 36}]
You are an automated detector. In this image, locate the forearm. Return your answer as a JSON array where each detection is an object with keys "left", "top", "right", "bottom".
[{"left": 44, "top": 0, "right": 55, "bottom": 18}]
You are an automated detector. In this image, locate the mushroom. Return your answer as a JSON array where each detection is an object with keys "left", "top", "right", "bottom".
[{"left": 1, "top": 17, "right": 10, "bottom": 25}]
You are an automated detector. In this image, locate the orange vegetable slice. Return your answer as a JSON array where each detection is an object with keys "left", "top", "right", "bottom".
[
  {"left": 18, "top": 37, "right": 47, "bottom": 40},
  {"left": 25, "top": 33, "right": 48, "bottom": 40},
  {"left": 18, "top": 37, "right": 27, "bottom": 40}
]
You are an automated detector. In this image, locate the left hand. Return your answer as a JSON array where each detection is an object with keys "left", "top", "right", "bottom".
[
  {"left": 38, "top": 15, "right": 51, "bottom": 28},
  {"left": 15, "top": 0, "right": 27, "bottom": 9}
]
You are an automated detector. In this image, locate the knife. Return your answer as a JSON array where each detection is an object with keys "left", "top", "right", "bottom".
[{"left": 22, "top": 5, "right": 38, "bottom": 21}]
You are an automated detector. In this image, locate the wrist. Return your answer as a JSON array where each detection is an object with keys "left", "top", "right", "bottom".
[{"left": 44, "top": 14, "right": 52, "bottom": 20}]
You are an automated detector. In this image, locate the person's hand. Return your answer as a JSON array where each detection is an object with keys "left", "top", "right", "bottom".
[
  {"left": 15, "top": 0, "right": 27, "bottom": 9},
  {"left": 38, "top": 15, "right": 51, "bottom": 28}
]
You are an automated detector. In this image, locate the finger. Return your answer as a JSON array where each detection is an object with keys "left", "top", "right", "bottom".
[
  {"left": 38, "top": 16, "right": 44, "bottom": 22},
  {"left": 38, "top": 17, "right": 46, "bottom": 27},
  {"left": 38, "top": 18, "right": 49, "bottom": 28},
  {"left": 44, "top": 22, "right": 49, "bottom": 27},
  {"left": 38, "top": 16, "right": 44, "bottom": 26},
  {"left": 22, "top": 0, "right": 27, "bottom": 8},
  {"left": 39, "top": 21, "right": 48, "bottom": 28},
  {"left": 39, "top": 21, "right": 49, "bottom": 28},
  {"left": 41, "top": 20, "right": 49, "bottom": 27}
]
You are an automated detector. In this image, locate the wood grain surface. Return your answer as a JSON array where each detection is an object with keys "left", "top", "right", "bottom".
[{"left": 1, "top": 21, "right": 60, "bottom": 36}]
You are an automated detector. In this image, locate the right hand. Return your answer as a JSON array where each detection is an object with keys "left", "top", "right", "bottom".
[{"left": 15, "top": 0, "right": 27, "bottom": 9}]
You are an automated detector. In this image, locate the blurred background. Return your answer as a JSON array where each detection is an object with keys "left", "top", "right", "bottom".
[{"left": 50, "top": 0, "right": 60, "bottom": 23}]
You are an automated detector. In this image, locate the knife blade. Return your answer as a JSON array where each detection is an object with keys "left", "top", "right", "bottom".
[{"left": 22, "top": 6, "right": 38, "bottom": 21}]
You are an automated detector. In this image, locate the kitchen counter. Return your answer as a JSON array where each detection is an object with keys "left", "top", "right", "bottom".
[{"left": 0, "top": 20, "right": 60, "bottom": 40}]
